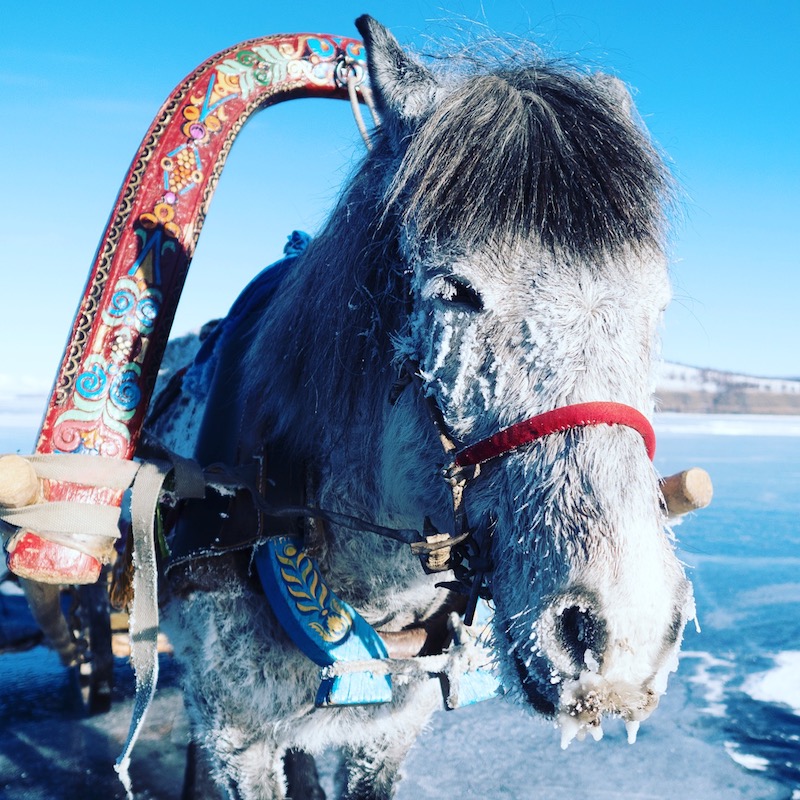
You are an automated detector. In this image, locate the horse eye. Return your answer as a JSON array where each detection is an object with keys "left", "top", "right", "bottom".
[{"left": 438, "top": 276, "right": 484, "bottom": 312}]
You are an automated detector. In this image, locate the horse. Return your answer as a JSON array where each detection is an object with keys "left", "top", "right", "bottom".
[{"left": 144, "top": 14, "right": 695, "bottom": 799}]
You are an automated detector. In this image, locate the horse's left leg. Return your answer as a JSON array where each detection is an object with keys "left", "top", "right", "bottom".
[
  {"left": 339, "top": 736, "right": 413, "bottom": 800},
  {"left": 182, "top": 740, "right": 228, "bottom": 800},
  {"left": 334, "top": 675, "right": 444, "bottom": 800},
  {"left": 199, "top": 736, "right": 289, "bottom": 800},
  {"left": 284, "top": 749, "right": 325, "bottom": 800}
]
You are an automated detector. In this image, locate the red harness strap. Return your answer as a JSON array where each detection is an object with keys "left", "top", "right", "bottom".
[{"left": 454, "top": 401, "right": 656, "bottom": 468}]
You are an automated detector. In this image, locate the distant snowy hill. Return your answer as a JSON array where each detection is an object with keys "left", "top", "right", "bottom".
[
  {"left": 655, "top": 362, "right": 800, "bottom": 414},
  {"left": 2, "top": 354, "right": 800, "bottom": 425}
]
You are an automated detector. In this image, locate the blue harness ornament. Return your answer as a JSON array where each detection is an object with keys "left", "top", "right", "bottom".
[{"left": 255, "top": 535, "right": 393, "bottom": 706}]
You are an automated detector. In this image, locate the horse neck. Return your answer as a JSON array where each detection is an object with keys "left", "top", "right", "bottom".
[
  {"left": 311, "top": 385, "right": 452, "bottom": 620},
  {"left": 240, "top": 172, "right": 444, "bottom": 519},
  {"left": 245, "top": 245, "right": 455, "bottom": 608}
]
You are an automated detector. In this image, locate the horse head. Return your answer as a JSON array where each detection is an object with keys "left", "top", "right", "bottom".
[{"left": 357, "top": 15, "right": 695, "bottom": 743}]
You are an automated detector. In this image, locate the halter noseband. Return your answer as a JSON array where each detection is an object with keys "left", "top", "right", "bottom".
[
  {"left": 410, "top": 376, "right": 658, "bottom": 624},
  {"left": 454, "top": 401, "right": 656, "bottom": 468}
]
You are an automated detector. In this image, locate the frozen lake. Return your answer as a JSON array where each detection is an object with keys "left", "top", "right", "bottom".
[{"left": 1, "top": 414, "right": 799, "bottom": 798}]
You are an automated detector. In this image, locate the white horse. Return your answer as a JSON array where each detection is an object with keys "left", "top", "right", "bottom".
[{"left": 146, "top": 15, "right": 695, "bottom": 799}]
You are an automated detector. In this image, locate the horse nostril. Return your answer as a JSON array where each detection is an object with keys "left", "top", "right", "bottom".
[{"left": 557, "top": 606, "right": 607, "bottom": 668}]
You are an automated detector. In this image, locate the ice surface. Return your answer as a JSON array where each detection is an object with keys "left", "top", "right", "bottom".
[
  {"left": 683, "top": 651, "right": 735, "bottom": 718},
  {"left": 724, "top": 741, "right": 770, "bottom": 772},
  {"left": 742, "top": 651, "right": 800, "bottom": 715}
]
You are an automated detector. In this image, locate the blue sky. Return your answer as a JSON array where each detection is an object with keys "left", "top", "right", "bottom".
[{"left": 1, "top": 0, "right": 798, "bottom": 393}]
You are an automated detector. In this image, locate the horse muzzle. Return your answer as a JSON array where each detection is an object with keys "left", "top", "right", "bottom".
[{"left": 505, "top": 579, "right": 694, "bottom": 746}]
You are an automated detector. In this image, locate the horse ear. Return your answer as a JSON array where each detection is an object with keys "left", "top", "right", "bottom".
[
  {"left": 355, "top": 15, "right": 438, "bottom": 140},
  {"left": 593, "top": 73, "right": 634, "bottom": 118}
]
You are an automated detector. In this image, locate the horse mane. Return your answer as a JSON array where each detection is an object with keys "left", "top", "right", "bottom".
[
  {"left": 243, "top": 54, "right": 672, "bottom": 457},
  {"left": 242, "top": 151, "right": 406, "bottom": 457}
]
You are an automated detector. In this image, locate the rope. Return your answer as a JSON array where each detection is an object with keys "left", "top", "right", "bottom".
[
  {"left": 321, "top": 644, "right": 483, "bottom": 680},
  {"left": 0, "top": 455, "right": 142, "bottom": 561},
  {"left": 21, "top": 452, "right": 141, "bottom": 487},
  {"left": 1, "top": 503, "right": 125, "bottom": 550},
  {"left": 320, "top": 613, "right": 498, "bottom": 709}
]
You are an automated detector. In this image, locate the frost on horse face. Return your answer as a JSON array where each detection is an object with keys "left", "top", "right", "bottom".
[
  {"left": 403, "top": 244, "right": 692, "bottom": 739},
  {"left": 138, "top": 13, "right": 696, "bottom": 798}
]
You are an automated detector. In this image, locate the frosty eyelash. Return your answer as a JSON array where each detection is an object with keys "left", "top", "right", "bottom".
[{"left": 436, "top": 275, "right": 484, "bottom": 312}]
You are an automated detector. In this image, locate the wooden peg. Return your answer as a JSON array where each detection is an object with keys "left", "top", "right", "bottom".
[
  {"left": 660, "top": 467, "right": 713, "bottom": 516},
  {"left": 0, "top": 455, "right": 40, "bottom": 509}
]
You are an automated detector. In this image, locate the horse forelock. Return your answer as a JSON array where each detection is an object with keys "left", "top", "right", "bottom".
[{"left": 387, "top": 63, "right": 672, "bottom": 258}]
